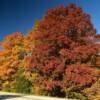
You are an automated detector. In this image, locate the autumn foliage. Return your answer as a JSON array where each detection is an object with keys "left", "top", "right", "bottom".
[{"left": 0, "top": 3, "right": 100, "bottom": 99}]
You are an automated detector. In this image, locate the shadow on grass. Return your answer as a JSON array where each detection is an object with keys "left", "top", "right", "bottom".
[
  {"left": 0, "top": 94, "right": 41, "bottom": 100},
  {"left": 0, "top": 94, "right": 21, "bottom": 100}
]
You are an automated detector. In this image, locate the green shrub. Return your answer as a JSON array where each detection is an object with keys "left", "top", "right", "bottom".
[{"left": 15, "top": 76, "right": 32, "bottom": 94}]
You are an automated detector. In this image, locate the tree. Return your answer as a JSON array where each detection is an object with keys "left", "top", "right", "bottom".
[
  {"left": 0, "top": 32, "right": 27, "bottom": 91},
  {"left": 25, "top": 3, "right": 100, "bottom": 98}
]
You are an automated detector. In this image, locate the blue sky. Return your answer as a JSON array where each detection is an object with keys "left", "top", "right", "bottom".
[{"left": 0, "top": 0, "right": 100, "bottom": 41}]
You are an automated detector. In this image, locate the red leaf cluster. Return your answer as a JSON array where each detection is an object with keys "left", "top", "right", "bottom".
[{"left": 65, "top": 64, "right": 97, "bottom": 86}]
